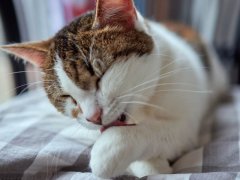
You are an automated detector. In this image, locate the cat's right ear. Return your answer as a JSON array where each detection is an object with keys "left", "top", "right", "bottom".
[
  {"left": 93, "top": 0, "right": 137, "bottom": 29},
  {"left": 0, "top": 39, "right": 52, "bottom": 67}
]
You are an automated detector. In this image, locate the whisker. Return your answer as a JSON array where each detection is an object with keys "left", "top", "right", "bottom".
[
  {"left": 133, "top": 82, "right": 200, "bottom": 94},
  {"left": 18, "top": 80, "right": 54, "bottom": 95},
  {"left": 38, "top": 81, "right": 57, "bottom": 97},
  {"left": 18, "top": 85, "right": 33, "bottom": 96},
  {"left": 121, "top": 58, "right": 185, "bottom": 96},
  {"left": 114, "top": 108, "right": 137, "bottom": 124},
  {"left": 45, "top": 83, "right": 61, "bottom": 102},
  {"left": 121, "top": 69, "right": 162, "bottom": 95},
  {"left": 123, "top": 111, "right": 137, "bottom": 124},
  {"left": 146, "top": 57, "right": 187, "bottom": 79},
  {"left": 161, "top": 66, "right": 209, "bottom": 79},
  {"left": 120, "top": 101, "right": 168, "bottom": 113},
  {"left": 125, "top": 66, "right": 208, "bottom": 95},
  {"left": 12, "top": 80, "right": 54, "bottom": 95},
  {"left": 117, "top": 93, "right": 148, "bottom": 100},
  {"left": 8, "top": 70, "right": 43, "bottom": 76},
  {"left": 105, "top": 101, "right": 119, "bottom": 119},
  {"left": 158, "top": 59, "right": 179, "bottom": 72},
  {"left": 10, "top": 81, "right": 43, "bottom": 94},
  {"left": 150, "top": 53, "right": 173, "bottom": 58},
  {"left": 154, "top": 89, "right": 213, "bottom": 94},
  {"left": 122, "top": 64, "right": 195, "bottom": 95}
]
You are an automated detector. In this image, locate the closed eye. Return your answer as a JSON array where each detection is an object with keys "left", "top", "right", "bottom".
[
  {"left": 61, "top": 94, "right": 77, "bottom": 105},
  {"left": 96, "top": 78, "right": 101, "bottom": 89}
]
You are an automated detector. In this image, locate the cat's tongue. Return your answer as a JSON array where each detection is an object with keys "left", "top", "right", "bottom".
[{"left": 100, "top": 120, "right": 136, "bottom": 133}]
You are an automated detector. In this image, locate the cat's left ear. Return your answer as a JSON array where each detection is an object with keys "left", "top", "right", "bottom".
[
  {"left": 93, "top": 0, "right": 137, "bottom": 29},
  {"left": 0, "top": 39, "right": 52, "bottom": 67}
]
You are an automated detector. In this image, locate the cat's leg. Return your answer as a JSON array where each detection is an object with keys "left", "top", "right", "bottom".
[
  {"left": 90, "top": 119, "right": 197, "bottom": 178},
  {"left": 128, "top": 158, "right": 173, "bottom": 178},
  {"left": 90, "top": 126, "right": 140, "bottom": 178}
]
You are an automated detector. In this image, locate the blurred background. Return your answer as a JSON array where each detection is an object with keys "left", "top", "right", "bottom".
[{"left": 0, "top": 0, "right": 239, "bottom": 103}]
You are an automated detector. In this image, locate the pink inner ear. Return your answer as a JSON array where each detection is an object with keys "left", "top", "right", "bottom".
[
  {"left": 1, "top": 39, "right": 52, "bottom": 67},
  {"left": 94, "top": 0, "right": 137, "bottom": 29},
  {"left": 3, "top": 47, "right": 47, "bottom": 67}
]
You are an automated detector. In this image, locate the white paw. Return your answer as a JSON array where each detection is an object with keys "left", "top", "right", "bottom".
[
  {"left": 90, "top": 128, "right": 134, "bottom": 178},
  {"left": 129, "top": 158, "right": 173, "bottom": 178}
]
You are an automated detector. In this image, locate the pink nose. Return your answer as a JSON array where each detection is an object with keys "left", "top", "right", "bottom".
[{"left": 87, "top": 108, "right": 102, "bottom": 125}]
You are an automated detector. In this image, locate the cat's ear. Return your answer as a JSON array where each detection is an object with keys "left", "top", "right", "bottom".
[
  {"left": 0, "top": 39, "right": 52, "bottom": 67},
  {"left": 93, "top": 0, "right": 137, "bottom": 29}
]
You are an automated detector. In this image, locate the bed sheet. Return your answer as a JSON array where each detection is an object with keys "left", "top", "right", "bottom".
[{"left": 0, "top": 88, "right": 239, "bottom": 180}]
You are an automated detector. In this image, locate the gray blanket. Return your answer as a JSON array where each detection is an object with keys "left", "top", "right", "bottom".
[{"left": 0, "top": 88, "right": 239, "bottom": 180}]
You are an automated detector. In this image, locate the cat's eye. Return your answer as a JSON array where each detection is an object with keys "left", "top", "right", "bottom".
[{"left": 61, "top": 94, "right": 77, "bottom": 105}]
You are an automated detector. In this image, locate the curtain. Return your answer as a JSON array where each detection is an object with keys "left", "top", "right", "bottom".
[{"left": 0, "top": 13, "right": 15, "bottom": 102}]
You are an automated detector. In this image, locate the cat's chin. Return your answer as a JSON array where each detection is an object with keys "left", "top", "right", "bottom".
[
  {"left": 76, "top": 118, "right": 101, "bottom": 130},
  {"left": 76, "top": 114, "right": 136, "bottom": 132},
  {"left": 100, "top": 120, "right": 136, "bottom": 133},
  {"left": 100, "top": 114, "right": 136, "bottom": 133}
]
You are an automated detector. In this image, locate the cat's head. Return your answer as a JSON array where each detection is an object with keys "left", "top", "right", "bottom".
[{"left": 1, "top": 0, "right": 160, "bottom": 130}]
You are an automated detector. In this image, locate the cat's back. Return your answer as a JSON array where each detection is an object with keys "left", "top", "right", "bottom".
[
  {"left": 163, "top": 22, "right": 229, "bottom": 99},
  {"left": 146, "top": 20, "right": 228, "bottom": 103},
  {"left": 146, "top": 20, "right": 208, "bottom": 86}
]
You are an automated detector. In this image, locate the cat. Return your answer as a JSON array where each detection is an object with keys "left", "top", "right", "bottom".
[{"left": 0, "top": 0, "right": 228, "bottom": 178}]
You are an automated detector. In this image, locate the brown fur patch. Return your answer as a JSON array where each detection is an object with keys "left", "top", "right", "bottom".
[
  {"left": 163, "top": 22, "right": 211, "bottom": 69},
  {"left": 42, "top": 11, "right": 153, "bottom": 114},
  {"left": 72, "top": 106, "right": 82, "bottom": 118},
  {"left": 42, "top": 43, "right": 65, "bottom": 113},
  {"left": 53, "top": 12, "right": 153, "bottom": 90}
]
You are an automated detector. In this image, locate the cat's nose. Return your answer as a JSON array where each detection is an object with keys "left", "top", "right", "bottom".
[{"left": 86, "top": 108, "right": 102, "bottom": 125}]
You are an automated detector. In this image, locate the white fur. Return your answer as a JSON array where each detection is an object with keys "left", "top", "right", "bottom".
[
  {"left": 55, "top": 57, "right": 100, "bottom": 130},
  {"left": 54, "top": 10, "right": 227, "bottom": 179}
]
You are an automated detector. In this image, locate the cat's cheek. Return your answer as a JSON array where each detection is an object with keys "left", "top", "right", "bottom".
[
  {"left": 64, "top": 98, "right": 81, "bottom": 119},
  {"left": 71, "top": 106, "right": 82, "bottom": 119}
]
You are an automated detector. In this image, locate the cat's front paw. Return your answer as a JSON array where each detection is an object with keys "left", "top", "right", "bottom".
[
  {"left": 129, "top": 158, "right": 173, "bottom": 178},
  {"left": 90, "top": 128, "right": 134, "bottom": 178},
  {"left": 90, "top": 153, "right": 115, "bottom": 178}
]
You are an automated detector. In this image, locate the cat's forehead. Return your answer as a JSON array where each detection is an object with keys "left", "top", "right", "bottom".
[
  {"left": 49, "top": 11, "right": 153, "bottom": 90},
  {"left": 53, "top": 14, "right": 153, "bottom": 58}
]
